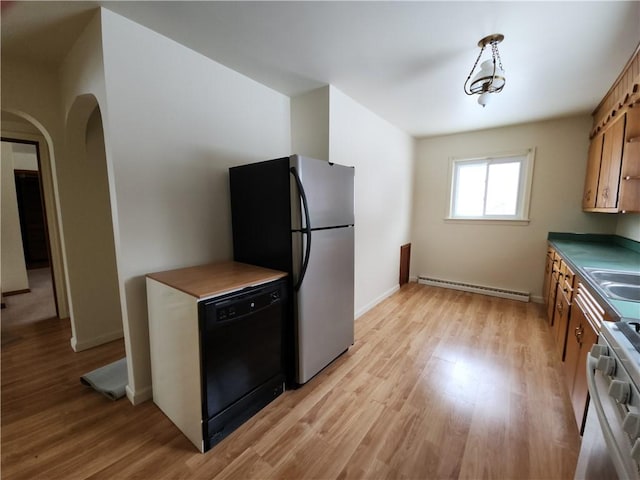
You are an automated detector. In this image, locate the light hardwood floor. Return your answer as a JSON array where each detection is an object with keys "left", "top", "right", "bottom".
[{"left": 1, "top": 283, "right": 581, "bottom": 479}]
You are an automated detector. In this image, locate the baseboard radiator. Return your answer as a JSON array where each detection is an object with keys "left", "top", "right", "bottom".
[{"left": 417, "top": 276, "right": 530, "bottom": 302}]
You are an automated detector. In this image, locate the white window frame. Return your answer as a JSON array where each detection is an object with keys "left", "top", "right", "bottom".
[{"left": 446, "top": 148, "right": 535, "bottom": 224}]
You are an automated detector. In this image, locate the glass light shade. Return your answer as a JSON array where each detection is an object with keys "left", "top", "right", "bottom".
[
  {"left": 477, "top": 91, "right": 491, "bottom": 107},
  {"left": 470, "top": 59, "right": 505, "bottom": 93}
]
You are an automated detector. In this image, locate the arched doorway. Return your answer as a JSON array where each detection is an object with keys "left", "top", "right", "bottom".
[
  {"left": 62, "top": 95, "right": 123, "bottom": 352},
  {"left": 1, "top": 111, "right": 67, "bottom": 332}
]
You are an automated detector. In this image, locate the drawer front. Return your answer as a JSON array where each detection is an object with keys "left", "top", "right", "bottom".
[
  {"left": 551, "top": 254, "right": 561, "bottom": 280},
  {"left": 557, "top": 260, "right": 575, "bottom": 302}
]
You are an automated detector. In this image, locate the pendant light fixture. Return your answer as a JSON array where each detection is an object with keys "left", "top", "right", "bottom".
[{"left": 464, "top": 34, "right": 506, "bottom": 107}]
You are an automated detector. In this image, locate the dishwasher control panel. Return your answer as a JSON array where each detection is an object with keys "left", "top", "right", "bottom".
[{"left": 204, "top": 283, "right": 285, "bottom": 324}]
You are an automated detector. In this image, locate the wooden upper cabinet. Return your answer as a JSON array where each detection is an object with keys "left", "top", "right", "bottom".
[
  {"left": 596, "top": 114, "right": 626, "bottom": 209},
  {"left": 582, "top": 133, "right": 603, "bottom": 209},
  {"left": 583, "top": 44, "right": 639, "bottom": 213},
  {"left": 619, "top": 106, "right": 640, "bottom": 213}
]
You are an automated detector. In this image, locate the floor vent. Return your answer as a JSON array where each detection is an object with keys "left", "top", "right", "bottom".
[{"left": 417, "top": 276, "right": 530, "bottom": 302}]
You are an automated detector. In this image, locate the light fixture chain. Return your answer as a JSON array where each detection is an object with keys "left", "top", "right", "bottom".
[
  {"left": 491, "top": 41, "right": 504, "bottom": 71},
  {"left": 463, "top": 44, "right": 485, "bottom": 95}
]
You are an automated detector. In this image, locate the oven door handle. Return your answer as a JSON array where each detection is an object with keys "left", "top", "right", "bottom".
[{"left": 586, "top": 350, "right": 634, "bottom": 479}]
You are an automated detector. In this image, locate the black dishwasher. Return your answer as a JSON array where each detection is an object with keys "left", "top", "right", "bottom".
[{"left": 198, "top": 278, "right": 286, "bottom": 451}]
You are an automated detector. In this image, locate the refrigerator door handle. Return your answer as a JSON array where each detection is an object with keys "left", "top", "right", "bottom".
[{"left": 290, "top": 166, "right": 312, "bottom": 291}]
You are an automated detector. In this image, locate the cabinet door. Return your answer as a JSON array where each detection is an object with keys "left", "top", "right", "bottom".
[
  {"left": 546, "top": 259, "right": 559, "bottom": 324},
  {"left": 553, "top": 289, "right": 570, "bottom": 360},
  {"left": 619, "top": 107, "right": 640, "bottom": 213},
  {"left": 563, "top": 264, "right": 575, "bottom": 301},
  {"left": 563, "top": 304, "right": 582, "bottom": 396},
  {"left": 542, "top": 248, "right": 554, "bottom": 306},
  {"left": 597, "top": 114, "right": 626, "bottom": 209},
  {"left": 583, "top": 133, "right": 604, "bottom": 209},
  {"left": 571, "top": 314, "right": 598, "bottom": 433}
]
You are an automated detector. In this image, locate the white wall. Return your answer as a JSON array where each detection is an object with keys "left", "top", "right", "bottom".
[
  {"left": 59, "top": 12, "right": 124, "bottom": 352},
  {"left": 291, "top": 86, "right": 330, "bottom": 161},
  {"left": 412, "top": 115, "right": 618, "bottom": 301},
  {"left": 1, "top": 142, "right": 29, "bottom": 293},
  {"left": 616, "top": 214, "right": 640, "bottom": 241},
  {"left": 98, "top": 9, "right": 291, "bottom": 402},
  {"left": 328, "top": 86, "right": 414, "bottom": 316},
  {"left": 1, "top": 59, "right": 69, "bottom": 318}
]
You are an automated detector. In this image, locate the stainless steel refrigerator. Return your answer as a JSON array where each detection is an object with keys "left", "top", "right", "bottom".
[{"left": 229, "top": 154, "right": 355, "bottom": 385}]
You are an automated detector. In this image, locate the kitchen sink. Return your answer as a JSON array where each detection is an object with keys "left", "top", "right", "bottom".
[
  {"left": 583, "top": 267, "right": 640, "bottom": 302},
  {"left": 583, "top": 268, "right": 640, "bottom": 286},
  {"left": 600, "top": 284, "right": 640, "bottom": 302}
]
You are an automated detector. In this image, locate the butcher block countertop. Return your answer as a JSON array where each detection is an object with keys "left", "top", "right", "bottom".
[{"left": 146, "top": 261, "right": 287, "bottom": 299}]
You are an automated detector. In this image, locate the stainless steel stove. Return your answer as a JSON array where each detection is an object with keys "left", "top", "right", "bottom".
[{"left": 577, "top": 319, "right": 640, "bottom": 479}]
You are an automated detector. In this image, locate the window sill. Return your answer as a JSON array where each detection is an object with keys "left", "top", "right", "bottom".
[{"left": 444, "top": 217, "right": 531, "bottom": 226}]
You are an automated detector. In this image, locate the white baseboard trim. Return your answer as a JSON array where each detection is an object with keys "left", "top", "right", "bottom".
[
  {"left": 530, "top": 295, "right": 544, "bottom": 304},
  {"left": 409, "top": 275, "right": 418, "bottom": 283},
  {"left": 418, "top": 276, "right": 530, "bottom": 303},
  {"left": 70, "top": 329, "right": 124, "bottom": 352},
  {"left": 126, "top": 384, "right": 152, "bottom": 405},
  {"left": 355, "top": 284, "right": 400, "bottom": 320}
]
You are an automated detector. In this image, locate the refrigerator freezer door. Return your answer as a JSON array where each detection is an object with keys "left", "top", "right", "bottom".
[
  {"left": 290, "top": 155, "right": 354, "bottom": 230},
  {"left": 295, "top": 226, "right": 354, "bottom": 384}
]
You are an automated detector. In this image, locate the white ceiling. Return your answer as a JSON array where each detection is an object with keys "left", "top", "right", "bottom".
[{"left": 2, "top": 1, "right": 639, "bottom": 137}]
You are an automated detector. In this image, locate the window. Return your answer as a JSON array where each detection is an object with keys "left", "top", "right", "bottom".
[{"left": 448, "top": 149, "right": 535, "bottom": 222}]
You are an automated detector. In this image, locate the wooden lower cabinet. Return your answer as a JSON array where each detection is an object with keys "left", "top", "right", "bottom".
[
  {"left": 545, "top": 251, "right": 560, "bottom": 325},
  {"left": 542, "top": 249, "right": 604, "bottom": 433},
  {"left": 542, "top": 247, "right": 556, "bottom": 309},
  {"left": 549, "top": 257, "right": 575, "bottom": 357},
  {"left": 553, "top": 286, "right": 571, "bottom": 360},
  {"left": 546, "top": 275, "right": 558, "bottom": 324},
  {"left": 563, "top": 297, "right": 598, "bottom": 432}
]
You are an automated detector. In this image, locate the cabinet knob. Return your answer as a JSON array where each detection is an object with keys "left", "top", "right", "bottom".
[
  {"left": 574, "top": 325, "right": 584, "bottom": 342},
  {"left": 609, "top": 379, "right": 630, "bottom": 404}
]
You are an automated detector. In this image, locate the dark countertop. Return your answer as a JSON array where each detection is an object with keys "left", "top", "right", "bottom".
[{"left": 548, "top": 233, "right": 640, "bottom": 320}]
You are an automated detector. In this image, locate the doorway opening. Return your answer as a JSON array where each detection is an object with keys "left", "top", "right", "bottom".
[
  {"left": 1, "top": 137, "right": 58, "bottom": 328},
  {"left": 63, "top": 96, "right": 123, "bottom": 352},
  {"left": 15, "top": 169, "right": 49, "bottom": 269}
]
